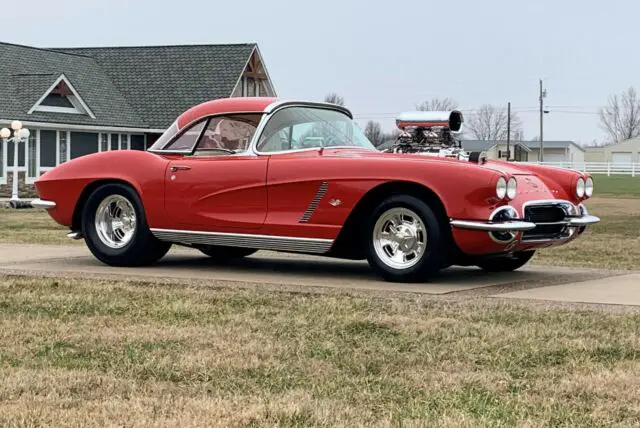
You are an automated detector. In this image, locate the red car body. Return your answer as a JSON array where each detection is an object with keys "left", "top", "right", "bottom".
[{"left": 32, "top": 97, "right": 599, "bottom": 281}]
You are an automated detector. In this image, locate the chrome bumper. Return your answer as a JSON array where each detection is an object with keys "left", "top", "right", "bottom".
[
  {"left": 450, "top": 201, "right": 601, "bottom": 233},
  {"left": 566, "top": 215, "right": 600, "bottom": 227},
  {"left": 31, "top": 198, "right": 56, "bottom": 209}
]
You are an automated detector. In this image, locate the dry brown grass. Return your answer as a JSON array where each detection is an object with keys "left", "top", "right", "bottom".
[
  {"left": 0, "top": 208, "right": 76, "bottom": 245},
  {"left": 1, "top": 275, "right": 639, "bottom": 427}
]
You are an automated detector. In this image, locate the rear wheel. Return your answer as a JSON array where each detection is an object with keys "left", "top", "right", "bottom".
[
  {"left": 476, "top": 251, "right": 535, "bottom": 272},
  {"left": 198, "top": 246, "right": 257, "bottom": 259},
  {"left": 81, "top": 183, "right": 171, "bottom": 266},
  {"left": 366, "top": 195, "right": 448, "bottom": 282}
]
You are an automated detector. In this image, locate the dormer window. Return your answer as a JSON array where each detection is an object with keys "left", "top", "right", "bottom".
[{"left": 27, "top": 74, "right": 95, "bottom": 118}]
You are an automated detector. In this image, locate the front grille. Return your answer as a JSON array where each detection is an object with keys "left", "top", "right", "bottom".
[
  {"left": 525, "top": 205, "right": 566, "bottom": 223},
  {"left": 522, "top": 204, "right": 569, "bottom": 241}
]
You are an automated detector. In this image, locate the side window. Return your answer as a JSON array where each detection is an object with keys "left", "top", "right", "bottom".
[
  {"left": 194, "top": 114, "right": 261, "bottom": 155},
  {"left": 163, "top": 120, "right": 206, "bottom": 151}
]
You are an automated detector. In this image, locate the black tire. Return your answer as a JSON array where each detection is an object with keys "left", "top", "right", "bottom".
[
  {"left": 476, "top": 251, "right": 535, "bottom": 272},
  {"left": 81, "top": 183, "right": 171, "bottom": 266},
  {"left": 365, "top": 195, "right": 449, "bottom": 282},
  {"left": 198, "top": 246, "right": 257, "bottom": 259}
]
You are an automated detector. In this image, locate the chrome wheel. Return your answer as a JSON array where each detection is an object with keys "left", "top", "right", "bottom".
[
  {"left": 94, "top": 195, "right": 137, "bottom": 249},
  {"left": 373, "top": 207, "right": 427, "bottom": 269}
]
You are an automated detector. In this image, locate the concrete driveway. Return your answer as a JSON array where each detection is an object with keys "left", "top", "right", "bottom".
[{"left": 0, "top": 243, "right": 637, "bottom": 304}]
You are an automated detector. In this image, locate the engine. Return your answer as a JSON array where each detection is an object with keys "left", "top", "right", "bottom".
[{"left": 383, "top": 110, "right": 486, "bottom": 163}]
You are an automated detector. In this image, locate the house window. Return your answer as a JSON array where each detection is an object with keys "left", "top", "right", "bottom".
[
  {"left": 26, "top": 130, "right": 39, "bottom": 182},
  {"left": 120, "top": 134, "right": 130, "bottom": 150},
  {"left": 58, "top": 131, "right": 70, "bottom": 164},
  {"left": 99, "top": 133, "right": 109, "bottom": 152},
  {"left": 28, "top": 74, "right": 96, "bottom": 118}
]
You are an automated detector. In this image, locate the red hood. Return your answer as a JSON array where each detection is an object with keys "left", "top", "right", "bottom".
[{"left": 322, "top": 148, "right": 537, "bottom": 176}]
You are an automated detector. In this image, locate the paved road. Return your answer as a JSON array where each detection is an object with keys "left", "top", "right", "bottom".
[{"left": 0, "top": 243, "right": 637, "bottom": 304}]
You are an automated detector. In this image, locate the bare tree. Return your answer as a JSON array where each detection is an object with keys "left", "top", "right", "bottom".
[
  {"left": 415, "top": 97, "right": 458, "bottom": 111},
  {"left": 599, "top": 87, "right": 640, "bottom": 143},
  {"left": 466, "top": 104, "right": 523, "bottom": 141},
  {"left": 324, "top": 93, "right": 345, "bottom": 106},
  {"left": 363, "top": 121, "right": 385, "bottom": 147}
]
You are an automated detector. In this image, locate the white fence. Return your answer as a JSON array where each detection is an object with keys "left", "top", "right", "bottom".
[{"left": 520, "top": 161, "right": 640, "bottom": 176}]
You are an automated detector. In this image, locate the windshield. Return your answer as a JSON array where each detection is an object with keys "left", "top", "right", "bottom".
[{"left": 256, "top": 106, "right": 376, "bottom": 152}]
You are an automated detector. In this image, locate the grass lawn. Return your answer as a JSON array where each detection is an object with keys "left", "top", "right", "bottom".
[
  {"left": 1, "top": 275, "right": 639, "bottom": 427},
  {"left": 0, "top": 207, "right": 74, "bottom": 245},
  {"left": 591, "top": 174, "right": 640, "bottom": 198},
  {"left": 531, "top": 197, "right": 640, "bottom": 270}
]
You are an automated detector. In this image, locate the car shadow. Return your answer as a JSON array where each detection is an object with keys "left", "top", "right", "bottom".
[{"left": 150, "top": 250, "right": 508, "bottom": 284}]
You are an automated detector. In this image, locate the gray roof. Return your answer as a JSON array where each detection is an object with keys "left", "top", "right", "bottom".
[
  {"left": 0, "top": 41, "right": 256, "bottom": 130},
  {"left": 461, "top": 139, "right": 583, "bottom": 152},
  {"left": 54, "top": 44, "right": 255, "bottom": 129},
  {"left": 0, "top": 42, "right": 143, "bottom": 128}
]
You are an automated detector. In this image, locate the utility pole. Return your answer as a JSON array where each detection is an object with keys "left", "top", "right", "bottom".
[
  {"left": 506, "top": 102, "right": 511, "bottom": 161},
  {"left": 539, "top": 79, "right": 546, "bottom": 162}
]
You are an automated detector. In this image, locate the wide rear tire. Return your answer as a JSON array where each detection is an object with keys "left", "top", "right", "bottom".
[
  {"left": 476, "top": 251, "right": 536, "bottom": 272},
  {"left": 81, "top": 183, "right": 171, "bottom": 266},
  {"left": 365, "top": 195, "right": 448, "bottom": 282},
  {"left": 198, "top": 246, "right": 257, "bottom": 259}
]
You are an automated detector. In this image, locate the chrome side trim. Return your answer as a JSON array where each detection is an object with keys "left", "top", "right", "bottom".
[
  {"left": 299, "top": 181, "right": 329, "bottom": 223},
  {"left": 149, "top": 228, "right": 334, "bottom": 254},
  {"left": 450, "top": 220, "right": 537, "bottom": 232},
  {"left": 31, "top": 199, "right": 56, "bottom": 209}
]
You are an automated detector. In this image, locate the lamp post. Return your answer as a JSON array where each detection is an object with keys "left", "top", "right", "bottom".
[{"left": 1, "top": 120, "right": 31, "bottom": 204}]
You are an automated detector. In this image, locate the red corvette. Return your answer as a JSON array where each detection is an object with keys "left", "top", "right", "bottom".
[{"left": 32, "top": 97, "right": 600, "bottom": 282}]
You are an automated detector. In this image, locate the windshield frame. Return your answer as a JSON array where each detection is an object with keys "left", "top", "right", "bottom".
[{"left": 250, "top": 103, "right": 377, "bottom": 156}]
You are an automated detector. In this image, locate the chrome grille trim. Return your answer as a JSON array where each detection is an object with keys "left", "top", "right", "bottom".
[
  {"left": 521, "top": 199, "right": 577, "bottom": 242},
  {"left": 299, "top": 181, "right": 329, "bottom": 223},
  {"left": 150, "top": 228, "right": 333, "bottom": 254}
]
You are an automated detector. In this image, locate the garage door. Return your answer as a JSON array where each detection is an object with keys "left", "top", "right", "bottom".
[
  {"left": 543, "top": 153, "right": 566, "bottom": 163},
  {"left": 612, "top": 152, "right": 633, "bottom": 164}
]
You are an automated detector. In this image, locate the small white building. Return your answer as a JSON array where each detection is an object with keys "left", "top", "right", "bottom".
[
  {"left": 585, "top": 137, "right": 640, "bottom": 164},
  {"left": 461, "top": 140, "right": 585, "bottom": 163}
]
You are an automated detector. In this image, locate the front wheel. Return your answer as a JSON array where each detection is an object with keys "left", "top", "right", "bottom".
[
  {"left": 366, "top": 195, "right": 448, "bottom": 282},
  {"left": 82, "top": 183, "right": 172, "bottom": 266},
  {"left": 476, "top": 251, "right": 535, "bottom": 272}
]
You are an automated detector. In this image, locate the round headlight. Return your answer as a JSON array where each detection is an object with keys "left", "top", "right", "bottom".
[
  {"left": 496, "top": 177, "right": 507, "bottom": 199},
  {"left": 585, "top": 177, "right": 594, "bottom": 197},
  {"left": 506, "top": 177, "right": 517, "bottom": 200},
  {"left": 576, "top": 177, "right": 585, "bottom": 198}
]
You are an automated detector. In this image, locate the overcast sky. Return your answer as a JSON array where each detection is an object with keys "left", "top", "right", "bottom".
[{"left": 2, "top": 0, "right": 637, "bottom": 145}]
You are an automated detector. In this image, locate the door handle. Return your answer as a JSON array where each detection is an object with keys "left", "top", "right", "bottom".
[{"left": 170, "top": 165, "right": 192, "bottom": 172}]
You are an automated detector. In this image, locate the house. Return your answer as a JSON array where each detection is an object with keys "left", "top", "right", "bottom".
[
  {"left": 461, "top": 140, "right": 532, "bottom": 161},
  {"left": 584, "top": 137, "right": 640, "bottom": 164},
  {"left": 461, "top": 140, "right": 586, "bottom": 164},
  {"left": 0, "top": 41, "right": 277, "bottom": 197}
]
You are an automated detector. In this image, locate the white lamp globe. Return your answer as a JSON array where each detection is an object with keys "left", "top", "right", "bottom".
[
  {"left": 11, "top": 120, "right": 22, "bottom": 130},
  {"left": 0, "top": 128, "right": 10, "bottom": 139},
  {"left": 18, "top": 128, "right": 30, "bottom": 139}
]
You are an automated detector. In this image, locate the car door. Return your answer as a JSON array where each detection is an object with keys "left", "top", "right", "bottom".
[
  {"left": 255, "top": 105, "right": 355, "bottom": 239},
  {"left": 163, "top": 114, "right": 268, "bottom": 231}
]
